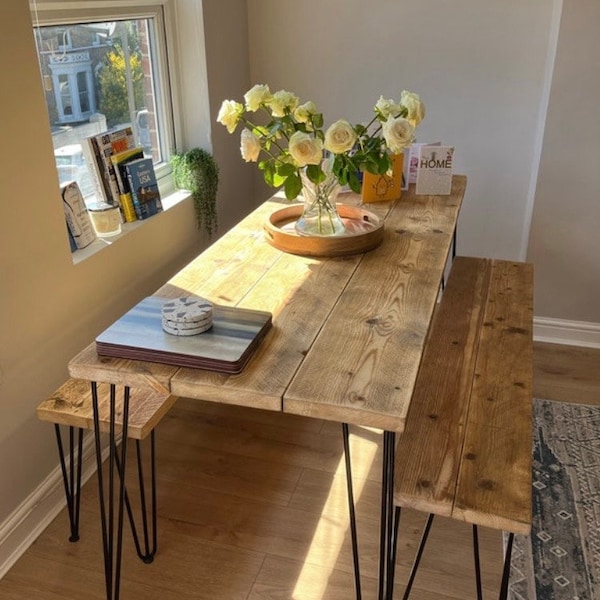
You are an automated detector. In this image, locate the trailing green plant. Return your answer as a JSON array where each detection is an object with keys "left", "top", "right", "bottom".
[{"left": 170, "top": 148, "right": 219, "bottom": 237}]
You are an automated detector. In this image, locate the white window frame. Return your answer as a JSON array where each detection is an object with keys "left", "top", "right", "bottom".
[{"left": 30, "top": 0, "right": 183, "bottom": 195}]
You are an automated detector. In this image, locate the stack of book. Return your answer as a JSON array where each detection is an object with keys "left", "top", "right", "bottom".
[{"left": 82, "top": 126, "right": 162, "bottom": 222}]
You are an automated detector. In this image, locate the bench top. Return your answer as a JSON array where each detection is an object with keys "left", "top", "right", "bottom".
[
  {"left": 394, "top": 256, "right": 533, "bottom": 535},
  {"left": 37, "top": 378, "right": 177, "bottom": 440}
]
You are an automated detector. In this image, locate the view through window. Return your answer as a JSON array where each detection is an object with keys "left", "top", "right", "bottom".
[{"left": 33, "top": 16, "right": 167, "bottom": 208}]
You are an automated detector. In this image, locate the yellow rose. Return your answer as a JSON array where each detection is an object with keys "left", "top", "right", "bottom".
[
  {"left": 267, "top": 90, "right": 300, "bottom": 118},
  {"left": 324, "top": 119, "right": 357, "bottom": 154},
  {"left": 288, "top": 131, "right": 323, "bottom": 166},
  {"left": 400, "top": 90, "right": 425, "bottom": 127},
  {"left": 240, "top": 128, "right": 261, "bottom": 162},
  {"left": 244, "top": 84, "right": 271, "bottom": 112},
  {"left": 294, "top": 101, "right": 318, "bottom": 124},
  {"left": 382, "top": 116, "right": 415, "bottom": 153},
  {"left": 375, "top": 96, "right": 404, "bottom": 119},
  {"left": 216, "top": 99, "right": 244, "bottom": 133}
]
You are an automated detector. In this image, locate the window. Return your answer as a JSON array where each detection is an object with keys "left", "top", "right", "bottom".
[{"left": 30, "top": 1, "right": 176, "bottom": 207}]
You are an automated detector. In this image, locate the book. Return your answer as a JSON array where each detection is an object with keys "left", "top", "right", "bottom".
[
  {"left": 86, "top": 126, "right": 136, "bottom": 207},
  {"left": 81, "top": 140, "right": 110, "bottom": 204},
  {"left": 61, "top": 181, "right": 96, "bottom": 249},
  {"left": 125, "top": 157, "right": 163, "bottom": 220},
  {"left": 415, "top": 146, "right": 455, "bottom": 195},
  {"left": 110, "top": 147, "right": 145, "bottom": 223}
]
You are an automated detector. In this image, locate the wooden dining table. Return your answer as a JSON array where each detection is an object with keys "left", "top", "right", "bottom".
[{"left": 68, "top": 175, "right": 466, "bottom": 600}]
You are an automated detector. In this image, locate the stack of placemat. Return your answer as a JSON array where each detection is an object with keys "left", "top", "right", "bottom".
[{"left": 95, "top": 295, "right": 273, "bottom": 373}]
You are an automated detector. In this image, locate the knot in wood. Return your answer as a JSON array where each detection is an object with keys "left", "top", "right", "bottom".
[{"left": 477, "top": 479, "right": 497, "bottom": 491}]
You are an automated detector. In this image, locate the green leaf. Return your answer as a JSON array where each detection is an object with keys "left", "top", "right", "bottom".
[
  {"left": 277, "top": 163, "right": 296, "bottom": 177},
  {"left": 306, "top": 164, "right": 325, "bottom": 184},
  {"left": 348, "top": 170, "right": 362, "bottom": 193},
  {"left": 284, "top": 173, "right": 302, "bottom": 199}
]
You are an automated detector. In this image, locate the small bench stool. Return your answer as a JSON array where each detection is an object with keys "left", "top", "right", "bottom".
[
  {"left": 37, "top": 378, "right": 177, "bottom": 562},
  {"left": 389, "top": 256, "right": 533, "bottom": 599}
]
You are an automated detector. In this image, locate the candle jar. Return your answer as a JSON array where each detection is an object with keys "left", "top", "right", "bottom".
[{"left": 88, "top": 202, "right": 122, "bottom": 237}]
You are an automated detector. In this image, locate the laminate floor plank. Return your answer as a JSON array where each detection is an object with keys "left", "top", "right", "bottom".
[{"left": 1, "top": 342, "right": 596, "bottom": 599}]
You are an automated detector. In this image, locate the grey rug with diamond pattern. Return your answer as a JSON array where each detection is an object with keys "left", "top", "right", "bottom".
[{"left": 508, "top": 398, "right": 600, "bottom": 600}]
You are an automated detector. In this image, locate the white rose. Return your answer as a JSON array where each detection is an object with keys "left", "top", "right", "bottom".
[
  {"left": 217, "top": 99, "right": 244, "bottom": 133},
  {"left": 375, "top": 95, "right": 404, "bottom": 119},
  {"left": 288, "top": 131, "right": 323, "bottom": 166},
  {"left": 244, "top": 84, "right": 271, "bottom": 112},
  {"left": 324, "top": 120, "right": 357, "bottom": 155},
  {"left": 400, "top": 90, "right": 425, "bottom": 127},
  {"left": 382, "top": 116, "right": 415, "bottom": 153},
  {"left": 294, "top": 101, "right": 318, "bottom": 124},
  {"left": 240, "top": 128, "right": 261, "bottom": 162},
  {"left": 267, "top": 90, "right": 300, "bottom": 118}
]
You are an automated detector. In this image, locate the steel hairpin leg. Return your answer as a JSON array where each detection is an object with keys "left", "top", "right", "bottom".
[
  {"left": 498, "top": 532, "right": 515, "bottom": 600},
  {"left": 473, "top": 525, "right": 484, "bottom": 600},
  {"left": 91, "top": 381, "right": 130, "bottom": 600},
  {"left": 342, "top": 423, "right": 362, "bottom": 600},
  {"left": 113, "top": 433, "right": 158, "bottom": 563},
  {"left": 54, "top": 424, "right": 83, "bottom": 542},
  {"left": 379, "top": 430, "right": 396, "bottom": 600}
]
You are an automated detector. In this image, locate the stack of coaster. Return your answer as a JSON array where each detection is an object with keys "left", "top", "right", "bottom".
[{"left": 161, "top": 296, "right": 213, "bottom": 336}]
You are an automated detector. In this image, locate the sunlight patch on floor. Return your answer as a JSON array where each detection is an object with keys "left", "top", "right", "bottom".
[{"left": 292, "top": 429, "right": 379, "bottom": 600}]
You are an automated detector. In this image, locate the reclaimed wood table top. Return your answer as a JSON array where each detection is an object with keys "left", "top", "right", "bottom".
[{"left": 69, "top": 175, "right": 466, "bottom": 432}]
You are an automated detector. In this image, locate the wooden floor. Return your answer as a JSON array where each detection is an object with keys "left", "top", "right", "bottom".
[{"left": 1, "top": 341, "right": 599, "bottom": 599}]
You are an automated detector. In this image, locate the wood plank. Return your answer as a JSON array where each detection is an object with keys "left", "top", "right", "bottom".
[
  {"left": 393, "top": 257, "right": 492, "bottom": 515},
  {"left": 453, "top": 260, "right": 533, "bottom": 535},
  {"left": 534, "top": 341, "right": 600, "bottom": 405},
  {"left": 283, "top": 177, "right": 465, "bottom": 430},
  {"left": 36, "top": 378, "right": 177, "bottom": 440},
  {"left": 68, "top": 343, "right": 176, "bottom": 394},
  {"left": 171, "top": 241, "right": 363, "bottom": 411}
]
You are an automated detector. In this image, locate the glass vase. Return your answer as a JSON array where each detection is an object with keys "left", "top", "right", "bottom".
[{"left": 295, "top": 170, "right": 346, "bottom": 237}]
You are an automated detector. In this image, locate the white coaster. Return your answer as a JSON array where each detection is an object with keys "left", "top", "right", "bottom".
[
  {"left": 162, "top": 320, "right": 213, "bottom": 336},
  {"left": 161, "top": 296, "right": 213, "bottom": 324}
]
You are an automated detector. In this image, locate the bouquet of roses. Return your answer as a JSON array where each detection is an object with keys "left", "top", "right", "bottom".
[{"left": 217, "top": 84, "right": 425, "bottom": 199}]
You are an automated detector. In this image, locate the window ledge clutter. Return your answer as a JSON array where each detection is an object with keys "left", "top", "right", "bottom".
[{"left": 217, "top": 85, "right": 425, "bottom": 237}]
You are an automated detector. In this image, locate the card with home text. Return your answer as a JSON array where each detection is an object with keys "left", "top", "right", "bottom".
[{"left": 415, "top": 146, "right": 454, "bottom": 195}]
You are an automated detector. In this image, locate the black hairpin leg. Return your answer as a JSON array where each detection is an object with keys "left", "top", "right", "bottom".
[
  {"left": 113, "top": 433, "right": 158, "bottom": 563},
  {"left": 92, "top": 382, "right": 130, "bottom": 600},
  {"left": 398, "top": 512, "right": 435, "bottom": 600},
  {"left": 54, "top": 424, "right": 83, "bottom": 542},
  {"left": 473, "top": 525, "right": 483, "bottom": 600},
  {"left": 379, "top": 430, "right": 396, "bottom": 600},
  {"left": 498, "top": 532, "right": 514, "bottom": 600},
  {"left": 342, "top": 423, "right": 362, "bottom": 600}
]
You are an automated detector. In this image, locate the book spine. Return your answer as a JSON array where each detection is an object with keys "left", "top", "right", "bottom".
[
  {"left": 118, "top": 192, "right": 137, "bottom": 223},
  {"left": 82, "top": 138, "right": 110, "bottom": 203},
  {"left": 94, "top": 128, "right": 136, "bottom": 207}
]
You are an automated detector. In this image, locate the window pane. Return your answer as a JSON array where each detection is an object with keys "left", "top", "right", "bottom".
[{"left": 34, "top": 17, "right": 164, "bottom": 205}]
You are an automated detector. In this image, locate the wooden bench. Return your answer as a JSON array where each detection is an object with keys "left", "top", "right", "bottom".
[
  {"left": 391, "top": 256, "right": 533, "bottom": 599},
  {"left": 37, "top": 378, "right": 177, "bottom": 562}
]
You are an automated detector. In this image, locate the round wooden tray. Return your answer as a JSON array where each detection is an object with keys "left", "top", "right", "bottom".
[{"left": 264, "top": 204, "right": 384, "bottom": 257}]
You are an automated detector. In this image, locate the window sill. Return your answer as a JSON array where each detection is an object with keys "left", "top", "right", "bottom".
[{"left": 71, "top": 189, "right": 190, "bottom": 264}]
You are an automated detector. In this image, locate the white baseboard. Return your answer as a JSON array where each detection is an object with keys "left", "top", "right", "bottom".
[
  {"left": 0, "top": 432, "right": 101, "bottom": 579},
  {"left": 534, "top": 316, "right": 600, "bottom": 348}
]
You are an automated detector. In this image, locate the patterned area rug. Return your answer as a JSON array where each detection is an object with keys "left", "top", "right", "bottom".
[{"left": 508, "top": 398, "right": 600, "bottom": 600}]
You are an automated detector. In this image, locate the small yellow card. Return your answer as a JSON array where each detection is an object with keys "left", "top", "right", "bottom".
[{"left": 361, "top": 153, "right": 404, "bottom": 203}]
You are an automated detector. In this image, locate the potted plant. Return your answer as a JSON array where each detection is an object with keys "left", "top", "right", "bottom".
[{"left": 170, "top": 147, "right": 219, "bottom": 237}]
